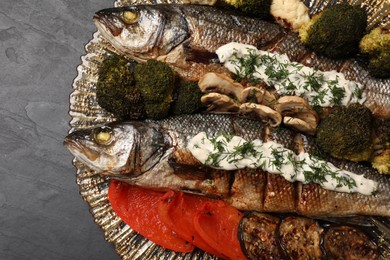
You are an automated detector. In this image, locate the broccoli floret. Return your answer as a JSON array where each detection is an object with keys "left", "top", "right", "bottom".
[
  {"left": 299, "top": 3, "right": 367, "bottom": 58},
  {"left": 315, "top": 104, "right": 374, "bottom": 162},
  {"left": 218, "top": 0, "right": 272, "bottom": 19},
  {"left": 96, "top": 54, "right": 145, "bottom": 119},
  {"left": 143, "top": 102, "right": 173, "bottom": 120},
  {"left": 171, "top": 80, "right": 203, "bottom": 115},
  {"left": 134, "top": 60, "right": 176, "bottom": 119},
  {"left": 359, "top": 28, "right": 390, "bottom": 78}
]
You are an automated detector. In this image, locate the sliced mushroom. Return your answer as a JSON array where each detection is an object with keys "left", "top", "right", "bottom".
[
  {"left": 240, "top": 103, "right": 282, "bottom": 127},
  {"left": 240, "top": 87, "right": 278, "bottom": 107},
  {"left": 201, "top": 93, "right": 240, "bottom": 112},
  {"left": 283, "top": 117, "right": 317, "bottom": 136},
  {"left": 262, "top": 90, "right": 278, "bottom": 108},
  {"left": 240, "top": 87, "right": 265, "bottom": 103},
  {"left": 275, "top": 96, "right": 319, "bottom": 135},
  {"left": 274, "top": 96, "right": 311, "bottom": 115},
  {"left": 198, "top": 72, "right": 244, "bottom": 100}
]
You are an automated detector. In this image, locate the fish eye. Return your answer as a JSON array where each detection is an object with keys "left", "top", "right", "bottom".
[
  {"left": 122, "top": 11, "right": 138, "bottom": 24},
  {"left": 93, "top": 127, "right": 113, "bottom": 145}
]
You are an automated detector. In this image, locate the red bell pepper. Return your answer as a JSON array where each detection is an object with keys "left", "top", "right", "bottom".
[
  {"left": 193, "top": 201, "right": 247, "bottom": 260},
  {"left": 157, "top": 191, "right": 226, "bottom": 258},
  {"left": 108, "top": 180, "right": 194, "bottom": 253}
]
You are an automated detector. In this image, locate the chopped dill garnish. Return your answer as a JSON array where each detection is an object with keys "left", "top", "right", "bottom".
[
  {"left": 283, "top": 79, "right": 297, "bottom": 92},
  {"left": 353, "top": 85, "right": 363, "bottom": 99},
  {"left": 270, "top": 147, "right": 285, "bottom": 171},
  {"left": 330, "top": 171, "right": 357, "bottom": 189},
  {"left": 311, "top": 89, "right": 328, "bottom": 106},
  {"left": 287, "top": 152, "right": 305, "bottom": 171},
  {"left": 303, "top": 71, "right": 324, "bottom": 91},
  {"left": 330, "top": 85, "right": 345, "bottom": 105},
  {"left": 265, "top": 63, "right": 289, "bottom": 80},
  {"left": 205, "top": 152, "right": 222, "bottom": 167},
  {"left": 232, "top": 49, "right": 261, "bottom": 84},
  {"left": 304, "top": 165, "right": 328, "bottom": 184},
  {"left": 227, "top": 141, "right": 259, "bottom": 164}
]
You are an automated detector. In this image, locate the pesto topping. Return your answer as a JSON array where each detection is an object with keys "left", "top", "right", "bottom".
[
  {"left": 188, "top": 132, "right": 377, "bottom": 195},
  {"left": 216, "top": 42, "right": 366, "bottom": 107}
]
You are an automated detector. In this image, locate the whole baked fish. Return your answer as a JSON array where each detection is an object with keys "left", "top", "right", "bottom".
[
  {"left": 64, "top": 113, "right": 390, "bottom": 217},
  {"left": 93, "top": 4, "right": 390, "bottom": 118}
]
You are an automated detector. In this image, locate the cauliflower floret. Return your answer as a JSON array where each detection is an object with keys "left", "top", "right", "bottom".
[
  {"left": 271, "top": 0, "right": 310, "bottom": 32},
  {"left": 359, "top": 27, "right": 390, "bottom": 78}
]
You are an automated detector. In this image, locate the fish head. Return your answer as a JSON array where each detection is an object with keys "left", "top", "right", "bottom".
[
  {"left": 93, "top": 5, "right": 189, "bottom": 61},
  {"left": 64, "top": 121, "right": 169, "bottom": 177}
]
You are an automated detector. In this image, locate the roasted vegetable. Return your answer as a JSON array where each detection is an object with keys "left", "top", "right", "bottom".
[
  {"left": 359, "top": 27, "right": 390, "bottom": 78},
  {"left": 193, "top": 201, "right": 246, "bottom": 260},
  {"left": 316, "top": 104, "right": 373, "bottom": 162},
  {"left": 96, "top": 54, "right": 144, "bottom": 119},
  {"left": 158, "top": 191, "right": 226, "bottom": 258},
  {"left": 218, "top": 0, "right": 272, "bottom": 19},
  {"left": 97, "top": 56, "right": 203, "bottom": 120},
  {"left": 371, "top": 119, "right": 390, "bottom": 174},
  {"left": 134, "top": 59, "right": 176, "bottom": 119},
  {"left": 108, "top": 180, "right": 194, "bottom": 253},
  {"left": 270, "top": 0, "right": 310, "bottom": 32},
  {"left": 171, "top": 80, "right": 204, "bottom": 115},
  {"left": 299, "top": 3, "right": 367, "bottom": 58},
  {"left": 372, "top": 151, "right": 390, "bottom": 175}
]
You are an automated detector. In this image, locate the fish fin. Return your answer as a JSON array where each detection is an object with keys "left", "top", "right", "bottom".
[
  {"left": 170, "top": 148, "right": 203, "bottom": 166},
  {"left": 162, "top": 40, "right": 218, "bottom": 66},
  {"left": 315, "top": 216, "right": 374, "bottom": 227},
  {"left": 370, "top": 217, "right": 390, "bottom": 241},
  {"left": 168, "top": 148, "right": 208, "bottom": 180},
  {"left": 174, "top": 170, "right": 208, "bottom": 181},
  {"left": 182, "top": 41, "right": 219, "bottom": 64},
  {"left": 367, "top": 217, "right": 390, "bottom": 259},
  {"left": 168, "top": 161, "right": 208, "bottom": 180}
]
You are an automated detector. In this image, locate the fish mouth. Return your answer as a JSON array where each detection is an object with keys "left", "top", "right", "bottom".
[
  {"left": 93, "top": 9, "right": 123, "bottom": 37},
  {"left": 64, "top": 136, "right": 100, "bottom": 163}
]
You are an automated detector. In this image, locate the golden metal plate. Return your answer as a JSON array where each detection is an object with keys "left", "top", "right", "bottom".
[{"left": 69, "top": 0, "right": 390, "bottom": 258}]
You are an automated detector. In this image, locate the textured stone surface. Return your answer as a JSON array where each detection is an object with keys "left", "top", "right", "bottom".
[{"left": 0, "top": 1, "right": 119, "bottom": 259}]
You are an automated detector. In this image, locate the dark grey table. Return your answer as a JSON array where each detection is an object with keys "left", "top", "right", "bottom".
[{"left": 1, "top": 1, "right": 119, "bottom": 259}]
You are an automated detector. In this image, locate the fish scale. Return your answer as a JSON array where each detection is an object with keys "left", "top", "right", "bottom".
[
  {"left": 180, "top": 5, "right": 284, "bottom": 52},
  {"left": 65, "top": 113, "right": 390, "bottom": 217}
]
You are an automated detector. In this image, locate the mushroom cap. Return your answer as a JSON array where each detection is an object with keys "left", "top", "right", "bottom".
[
  {"left": 275, "top": 96, "right": 319, "bottom": 135},
  {"left": 198, "top": 72, "right": 244, "bottom": 100},
  {"left": 240, "top": 103, "right": 282, "bottom": 127},
  {"left": 201, "top": 93, "right": 240, "bottom": 112},
  {"left": 283, "top": 116, "right": 317, "bottom": 136}
]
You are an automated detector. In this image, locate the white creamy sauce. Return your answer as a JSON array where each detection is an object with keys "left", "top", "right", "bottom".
[
  {"left": 216, "top": 42, "right": 366, "bottom": 107},
  {"left": 188, "top": 132, "right": 377, "bottom": 195}
]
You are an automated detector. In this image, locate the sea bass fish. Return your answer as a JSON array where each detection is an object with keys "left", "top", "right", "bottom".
[
  {"left": 64, "top": 113, "right": 390, "bottom": 217},
  {"left": 93, "top": 4, "right": 390, "bottom": 118}
]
